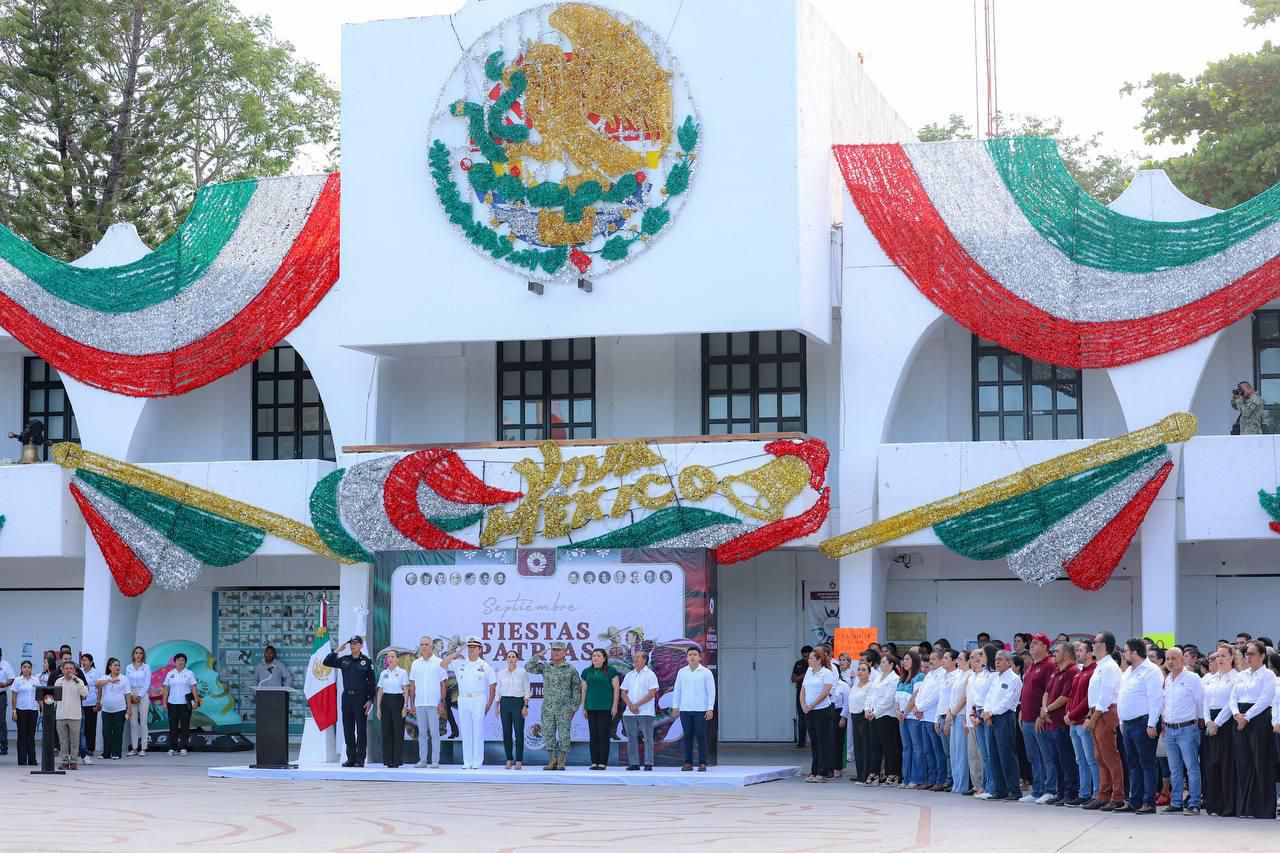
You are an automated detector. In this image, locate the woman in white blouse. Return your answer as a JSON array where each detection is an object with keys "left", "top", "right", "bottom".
[
  {"left": 943, "top": 650, "right": 971, "bottom": 794},
  {"left": 125, "top": 646, "right": 152, "bottom": 756},
  {"left": 968, "top": 646, "right": 997, "bottom": 799},
  {"left": 375, "top": 650, "right": 410, "bottom": 768},
  {"left": 865, "top": 654, "right": 902, "bottom": 785},
  {"left": 496, "top": 650, "right": 530, "bottom": 769},
  {"left": 9, "top": 660, "right": 39, "bottom": 766},
  {"left": 1202, "top": 646, "right": 1238, "bottom": 816},
  {"left": 800, "top": 648, "right": 838, "bottom": 782},
  {"left": 846, "top": 660, "right": 873, "bottom": 783},
  {"left": 831, "top": 670, "right": 849, "bottom": 777},
  {"left": 1228, "top": 640, "right": 1277, "bottom": 819},
  {"left": 96, "top": 658, "right": 130, "bottom": 759}
]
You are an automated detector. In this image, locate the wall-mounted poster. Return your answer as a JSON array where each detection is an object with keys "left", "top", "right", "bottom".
[
  {"left": 374, "top": 548, "right": 716, "bottom": 766},
  {"left": 213, "top": 587, "right": 339, "bottom": 732}
]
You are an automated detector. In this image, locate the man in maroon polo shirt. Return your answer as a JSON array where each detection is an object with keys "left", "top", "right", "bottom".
[
  {"left": 1064, "top": 641, "right": 1097, "bottom": 807},
  {"left": 1039, "top": 642, "right": 1080, "bottom": 806},
  {"left": 1018, "top": 632, "right": 1057, "bottom": 803}
]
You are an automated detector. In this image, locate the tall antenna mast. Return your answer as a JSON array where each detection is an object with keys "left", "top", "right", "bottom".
[{"left": 984, "top": 0, "right": 1000, "bottom": 137}]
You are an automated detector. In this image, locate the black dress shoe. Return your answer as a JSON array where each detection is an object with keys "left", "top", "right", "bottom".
[
  {"left": 626, "top": 765, "right": 640, "bottom": 771},
  {"left": 643, "top": 765, "right": 653, "bottom": 771},
  {"left": 1081, "top": 799, "right": 1104, "bottom": 810},
  {"left": 1160, "top": 805, "right": 1183, "bottom": 814},
  {"left": 1112, "top": 803, "right": 1134, "bottom": 813},
  {"left": 355, "top": 760, "right": 365, "bottom": 767},
  {"left": 342, "top": 759, "right": 355, "bottom": 767}
]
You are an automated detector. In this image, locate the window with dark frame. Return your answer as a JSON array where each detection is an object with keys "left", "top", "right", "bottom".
[
  {"left": 22, "top": 357, "right": 78, "bottom": 461},
  {"left": 498, "top": 338, "right": 595, "bottom": 440},
  {"left": 702, "top": 331, "right": 807, "bottom": 435},
  {"left": 972, "top": 337, "right": 1082, "bottom": 441},
  {"left": 1251, "top": 310, "right": 1280, "bottom": 433},
  {"left": 252, "top": 345, "right": 334, "bottom": 461}
]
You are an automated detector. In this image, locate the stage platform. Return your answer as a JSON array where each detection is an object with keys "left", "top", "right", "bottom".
[{"left": 209, "top": 762, "right": 799, "bottom": 788}]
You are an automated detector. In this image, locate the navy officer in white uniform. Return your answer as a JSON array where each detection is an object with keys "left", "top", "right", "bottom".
[{"left": 452, "top": 636, "right": 497, "bottom": 769}]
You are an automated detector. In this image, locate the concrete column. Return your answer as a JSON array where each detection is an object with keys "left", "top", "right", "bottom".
[
  {"left": 839, "top": 551, "right": 886, "bottom": 638},
  {"left": 1137, "top": 453, "right": 1180, "bottom": 641},
  {"left": 338, "top": 562, "right": 373, "bottom": 644},
  {"left": 79, "top": 537, "right": 142, "bottom": 660},
  {"left": 834, "top": 197, "right": 942, "bottom": 634}
]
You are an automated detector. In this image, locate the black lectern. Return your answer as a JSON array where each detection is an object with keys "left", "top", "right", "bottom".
[
  {"left": 251, "top": 687, "right": 295, "bottom": 769},
  {"left": 32, "top": 686, "right": 64, "bottom": 775}
]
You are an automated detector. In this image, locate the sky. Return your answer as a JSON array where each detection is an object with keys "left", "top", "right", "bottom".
[{"left": 234, "top": 0, "right": 1280, "bottom": 161}]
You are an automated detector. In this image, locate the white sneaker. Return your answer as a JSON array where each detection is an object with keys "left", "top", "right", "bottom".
[
  {"left": 975, "top": 792, "right": 994, "bottom": 800},
  {"left": 139, "top": 749, "right": 147, "bottom": 756},
  {"left": 179, "top": 749, "right": 187, "bottom": 756},
  {"left": 1019, "top": 794, "right": 1037, "bottom": 803},
  {"left": 84, "top": 755, "right": 93, "bottom": 765},
  {"left": 126, "top": 749, "right": 136, "bottom": 757},
  {"left": 1035, "top": 793, "right": 1055, "bottom": 804},
  {"left": 430, "top": 762, "right": 439, "bottom": 769},
  {"left": 168, "top": 749, "right": 176, "bottom": 756},
  {"left": 415, "top": 760, "right": 429, "bottom": 768}
]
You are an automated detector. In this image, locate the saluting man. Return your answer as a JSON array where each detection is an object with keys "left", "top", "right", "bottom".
[
  {"left": 324, "top": 635, "right": 377, "bottom": 767},
  {"left": 527, "top": 640, "right": 583, "bottom": 771},
  {"left": 452, "top": 637, "right": 497, "bottom": 769}
]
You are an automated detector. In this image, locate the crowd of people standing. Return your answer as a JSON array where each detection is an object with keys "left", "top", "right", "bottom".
[
  {"left": 794, "top": 631, "right": 1279, "bottom": 818},
  {"left": 2, "top": 644, "right": 202, "bottom": 769}
]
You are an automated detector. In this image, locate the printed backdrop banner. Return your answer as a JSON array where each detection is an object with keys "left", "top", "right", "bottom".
[
  {"left": 377, "top": 548, "right": 716, "bottom": 764},
  {"left": 805, "top": 586, "right": 839, "bottom": 647}
]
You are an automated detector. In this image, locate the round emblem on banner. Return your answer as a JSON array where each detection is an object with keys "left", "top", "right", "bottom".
[
  {"left": 427, "top": 3, "right": 700, "bottom": 283},
  {"left": 405, "top": 572, "right": 418, "bottom": 586}
]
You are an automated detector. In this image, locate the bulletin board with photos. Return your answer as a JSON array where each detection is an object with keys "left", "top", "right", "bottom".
[{"left": 212, "top": 587, "right": 339, "bottom": 732}]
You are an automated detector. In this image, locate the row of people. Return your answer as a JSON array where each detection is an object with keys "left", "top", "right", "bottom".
[
  {"left": 799, "top": 632, "right": 1279, "bottom": 817},
  {"left": 324, "top": 634, "right": 717, "bottom": 771},
  {"left": 4, "top": 645, "right": 200, "bottom": 767}
]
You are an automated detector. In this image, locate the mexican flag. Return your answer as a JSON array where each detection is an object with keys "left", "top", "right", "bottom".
[{"left": 305, "top": 599, "right": 337, "bottom": 730}]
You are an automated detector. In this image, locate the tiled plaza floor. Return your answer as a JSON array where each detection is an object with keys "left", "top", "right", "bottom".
[{"left": 0, "top": 744, "right": 1273, "bottom": 851}]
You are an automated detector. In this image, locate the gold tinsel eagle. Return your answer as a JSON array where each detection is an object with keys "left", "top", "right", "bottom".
[{"left": 507, "top": 4, "right": 673, "bottom": 179}]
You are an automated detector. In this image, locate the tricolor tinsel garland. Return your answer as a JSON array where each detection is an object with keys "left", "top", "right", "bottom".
[
  {"left": 55, "top": 443, "right": 350, "bottom": 596},
  {"left": 820, "top": 413, "right": 1196, "bottom": 558},
  {"left": 0, "top": 173, "right": 339, "bottom": 396},
  {"left": 819, "top": 415, "right": 1194, "bottom": 591},
  {"left": 1257, "top": 487, "right": 1280, "bottom": 534},
  {"left": 1004, "top": 454, "right": 1171, "bottom": 587},
  {"left": 311, "top": 438, "right": 830, "bottom": 564},
  {"left": 833, "top": 139, "right": 1280, "bottom": 367}
]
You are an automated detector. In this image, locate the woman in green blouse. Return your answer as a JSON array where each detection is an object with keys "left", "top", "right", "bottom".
[{"left": 580, "top": 649, "right": 620, "bottom": 769}]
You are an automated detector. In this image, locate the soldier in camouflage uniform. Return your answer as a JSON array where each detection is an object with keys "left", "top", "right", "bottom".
[
  {"left": 526, "top": 640, "right": 585, "bottom": 770},
  {"left": 1232, "top": 381, "right": 1265, "bottom": 435}
]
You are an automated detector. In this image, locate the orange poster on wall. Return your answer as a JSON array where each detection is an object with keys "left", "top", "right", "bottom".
[{"left": 833, "top": 627, "right": 879, "bottom": 659}]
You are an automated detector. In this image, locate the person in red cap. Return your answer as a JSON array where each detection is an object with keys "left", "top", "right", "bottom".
[{"left": 1018, "top": 633, "right": 1058, "bottom": 803}]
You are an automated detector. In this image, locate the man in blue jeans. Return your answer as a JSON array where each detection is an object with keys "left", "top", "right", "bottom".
[
  {"left": 1018, "top": 633, "right": 1057, "bottom": 803},
  {"left": 1115, "top": 637, "right": 1163, "bottom": 813},
  {"left": 1159, "top": 647, "right": 1204, "bottom": 814},
  {"left": 672, "top": 646, "right": 715, "bottom": 771}
]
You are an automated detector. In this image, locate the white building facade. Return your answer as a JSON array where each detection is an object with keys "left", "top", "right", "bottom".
[{"left": 0, "top": 0, "right": 1275, "bottom": 746}]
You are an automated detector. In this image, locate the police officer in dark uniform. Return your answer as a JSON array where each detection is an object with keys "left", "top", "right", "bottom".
[{"left": 324, "top": 635, "right": 376, "bottom": 767}]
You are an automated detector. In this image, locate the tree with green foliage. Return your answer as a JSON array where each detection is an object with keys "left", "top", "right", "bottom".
[
  {"left": 916, "top": 112, "right": 1136, "bottom": 203},
  {"left": 1124, "top": 0, "right": 1280, "bottom": 208},
  {"left": 0, "top": 0, "right": 338, "bottom": 259}
]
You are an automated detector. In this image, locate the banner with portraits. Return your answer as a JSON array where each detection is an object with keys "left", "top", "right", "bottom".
[{"left": 374, "top": 548, "right": 716, "bottom": 764}]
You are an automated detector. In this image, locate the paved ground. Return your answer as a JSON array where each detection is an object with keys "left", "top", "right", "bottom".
[{"left": 1, "top": 744, "right": 1274, "bottom": 851}]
